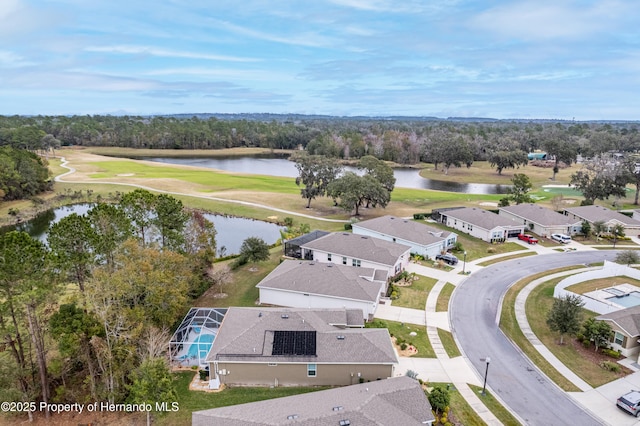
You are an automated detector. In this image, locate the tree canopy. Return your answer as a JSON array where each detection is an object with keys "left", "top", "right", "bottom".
[{"left": 546, "top": 294, "right": 585, "bottom": 344}]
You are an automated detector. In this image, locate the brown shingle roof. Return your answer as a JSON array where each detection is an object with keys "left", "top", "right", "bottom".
[
  {"left": 256, "top": 260, "right": 384, "bottom": 302},
  {"left": 206, "top": 307, "right": 397, "bottom": 365},
  {"left": 301, "top": 232, "right": 410, "bottom": 266},
  {"left": 192, "top": 376, "right": 434, "bottom": 426},
  {"left": 353, "top": 215, "right": 454, "bottom": 246}
]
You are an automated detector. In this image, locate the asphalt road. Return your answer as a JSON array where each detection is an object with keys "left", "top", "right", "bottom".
[{"left": 450, "top": 251, "right": 617, "bottom": 426}]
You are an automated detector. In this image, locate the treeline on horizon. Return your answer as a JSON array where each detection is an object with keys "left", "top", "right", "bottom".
[{"left": 1, "top": 114, "right": 640, "bottom": 165}]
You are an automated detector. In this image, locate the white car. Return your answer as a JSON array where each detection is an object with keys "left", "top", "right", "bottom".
[{"left": 551, "top": 233, "right": 571, "bottom": 244}]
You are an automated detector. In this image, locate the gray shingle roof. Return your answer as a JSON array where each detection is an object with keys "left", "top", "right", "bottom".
[
  {"left": 597, "top": 305, "right": 640, "bottom": 337},
  {"left": 206, "top": 307, "right": 397, "bottom": 365},
  {"left": 564, "top": 205, "right": 640, "bottom": 226},
  {"left": 192, "top": 376, "right": 434, "bottom": 426},
  {"left": 499, "top": 204, "right": 579, "bottom": 227},
  {"left": 256, "top": 260, "right": 384, "bottom": 302},
  {"left": 301, "top": 232, "right": 410, "bottom": 266},
  {"left": 445, "top": 207, "right": 522, "bottom": 230},
  {"left": 353, "top": 215, "right": 454, "bottom": 246}
]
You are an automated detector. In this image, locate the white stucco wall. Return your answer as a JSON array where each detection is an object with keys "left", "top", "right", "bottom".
[
  {"left": 305, "top": 248, "right": 410, "bottom": 278},
  {"left": 259, "top": 288, "right": 380, "bottom": 320}
]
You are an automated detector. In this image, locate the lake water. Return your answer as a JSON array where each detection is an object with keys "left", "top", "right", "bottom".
[
  {"left": 3, "top": 204, "right": 284, "bottom": 255},
  {"left": 141, "top": 156, "right": 509, "bottom": 194}
]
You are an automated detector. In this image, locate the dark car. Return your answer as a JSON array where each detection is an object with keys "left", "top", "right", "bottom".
[{"left": 435, "top": 253, "right": 458, "bottom": 265}]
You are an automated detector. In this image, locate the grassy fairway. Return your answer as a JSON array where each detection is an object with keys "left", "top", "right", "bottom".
[
  {"left": 393, "top": 275, "right": 438, "bottom": 310},
  {"left": 156, "top": 371, "right": 327, "bottom": 426},
  {"left": 83, "top": 146, "right": 295, "bottom": 158}
]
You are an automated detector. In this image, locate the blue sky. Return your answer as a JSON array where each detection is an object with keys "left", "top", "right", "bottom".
[{"left": 1, "top": 0, "right": 638, "bottom": 119}]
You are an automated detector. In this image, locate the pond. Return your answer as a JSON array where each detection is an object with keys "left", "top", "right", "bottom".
[
  {"left": 3, "top": 204, "right": 285, "bottom": 255},
  {"left": 141, "top": 156, "right": 509, "bottom": 194}
]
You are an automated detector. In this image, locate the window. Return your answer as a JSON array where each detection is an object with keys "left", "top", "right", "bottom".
[
  {"left": 327, "top": 253, "right": 332, "bottom": 261},
  {"left": 352, "top": 259, "right": 361, "bottom": 267},
  {"left": 342, "top": 257, "right": 347, "bottom": 265},
  {"left": 307, "top": 363, "right": 317, "bottom": 377},
  {"left": 614, "top": 332, "right": 625, "bottom": 346}
]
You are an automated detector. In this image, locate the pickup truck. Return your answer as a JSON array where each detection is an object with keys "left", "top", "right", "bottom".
[{"left": 518, "top": 234, "right": 539, "bottom": 244}]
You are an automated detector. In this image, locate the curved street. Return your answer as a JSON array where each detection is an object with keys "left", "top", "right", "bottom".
[{"left": 450, "top": 251, "right": 617, "bottom": 425}]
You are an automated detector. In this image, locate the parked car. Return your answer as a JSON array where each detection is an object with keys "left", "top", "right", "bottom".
[
  {"left": 518, "top": 234, "right": 539, "bottom": 244},
  {"left": 435, "top": 253, "right": 458, "bottom": 265},
  {"left": 617, "top": 390, "right": 640, "bottom": 416},
  {"left": 551, "top": 233, "right": 571, "bottom": 244}
]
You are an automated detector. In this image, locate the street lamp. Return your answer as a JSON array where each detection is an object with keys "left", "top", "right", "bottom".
[
  {"left": 462, "top": 251, "right": 467, "bottom": 274},
  {"left": 481, "top": 357, "right": 491, "bottom": 396}
]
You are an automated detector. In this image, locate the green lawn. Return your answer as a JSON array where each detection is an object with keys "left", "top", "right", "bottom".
[
  {"left": 367, "top": 319, "right": 435, "bottom": 358},
  {"left": 393, "top": 275, "right": 438, "bottom": 310},
  {"left": 437, "top": 328, "right": 461, "bottom": 358},
  {"left": 526, "top": 277, "right": 630, "bottom": 387},
  {"left": 476, "top": 251, "right": 536, "bottom": 267},
  {"left": 156, "top": 371, "right": 328, "bottom": 425},
  {"left": 436, "top": 283, "right": 455, "bottom": 312},
  {"left": 565, "top": 276, "right": 640, "bottom": 294},
  {"left": 468, "top": 384, "right": 520, "bottom": 426},
  {"left": 499, "top": 267, "right": 584, "bottom": 392},
  {"left": 194, "top": 247, "right": 283, "bottom": 308},
  {"left": 429, "top": 383, "right": 486, "bottom": 426}
]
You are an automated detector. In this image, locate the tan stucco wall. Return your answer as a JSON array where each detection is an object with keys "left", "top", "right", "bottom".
[{"left": 213, "top": 362, "right": 394, "bottom": 387}]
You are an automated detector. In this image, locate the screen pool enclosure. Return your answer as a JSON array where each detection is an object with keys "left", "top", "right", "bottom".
[{"left": 170, "top": 307, "right": 227, "bottom": 367}]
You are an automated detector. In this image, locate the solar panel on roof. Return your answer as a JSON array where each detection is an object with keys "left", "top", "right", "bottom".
[{"left": 272, "top": 331, "right": 316, "bottom": 356}]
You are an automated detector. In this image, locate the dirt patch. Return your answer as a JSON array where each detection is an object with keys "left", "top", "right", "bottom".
[
  {"left": 392, "top": 336, "right": 419, "bottom": 357},
  {"left": 567, "top": 338, "right": 634, "bottom": 378}
]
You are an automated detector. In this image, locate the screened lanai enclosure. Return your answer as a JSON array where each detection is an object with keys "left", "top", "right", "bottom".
[{"left": 170, "top": 308, "right": 227, "bottom": 367}]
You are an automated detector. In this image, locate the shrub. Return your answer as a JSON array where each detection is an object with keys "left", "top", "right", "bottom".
[
  {"left": 582, "top": 339, "right": 591, "bottom": 348},
  {"left": 452, "top": 241, "right": 464, "bottom": 252},
  {"left": 8, "top": 208, "right": 19, "bottom": 216},
  {"left": 400, "top": 343, "right": 408, "bottom": 351},
  {"left": 487, "top": 247, "right": 496, "bottom": 254},
  {"left": 575, "top": 333, "right": 584, "bottom": 341},
  {"left": 344, "top": 223, "right": 352, "bottom": 230},
  {"left": 390, "top": 290, "right": 399, "bottom": 300},
  {"left": 601, "top": 348, "right": 621, "bottom": 359},
  {"left": 413, "top": 213, "right": 425, "bottom": 220},
  {"left": 199, "top": 369, "right": 208, "bottom": 381},
  {"left": 600, "top": 361, "right": 621, "bottom": 372}
]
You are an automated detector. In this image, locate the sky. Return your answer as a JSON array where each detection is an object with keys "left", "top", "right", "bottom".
[{"left": 1, "top": 0, "right": 639, "bottom": 120}]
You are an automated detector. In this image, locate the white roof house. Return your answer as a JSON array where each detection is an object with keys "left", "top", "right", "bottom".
[
  {"left": 351, "top": 215, "right": 457, "bottom": 259},
  {"left": 440, "top": 207, "right": 525, "bottom": 242},
  {"left": 499, "top": 204, "right": 581, "bottom": 237},
  {"left": 192, "top": 376, "right": 435, "bottom": 425},
  {"left": 257, "top": 260, "right": 387, "bottom": 320},
  {"left": 565, "top": 205, "right": 640, "bottom": 235},
  {"left": 300, "top": 232, "right": 411, "bottom": 279}
]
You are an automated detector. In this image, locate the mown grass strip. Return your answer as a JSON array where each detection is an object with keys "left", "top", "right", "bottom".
[
  {"left": 468, "top": 384, "right": 521, "bottom": 426},
  {"left": 499, "top": 266, "right": 584, "bottom": 392},
  {"left": 436, "top": 282, "right": 455, "bottom": 312},
  {"left": 430, "top": 382, "right": 486, "bottom": 426},
  {"left": 437, "top": 328, "right": 461, "bottom": 358},
  {"left": 476, "top": 251, "right": 537, "bottom": 267},
  {"left": 393, "top": 275, "right": 438, "bottom": 310}
]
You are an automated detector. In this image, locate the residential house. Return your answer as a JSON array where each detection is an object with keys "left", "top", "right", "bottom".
[
  {"left": 257, "top": 260, "right": 386, "bottom": 320},
  {"left": 192, "top": 376, "right": 435, "bottom": 425},
  {"left": 499, "top": 204, "right": 581, "bottom": 237},
  {"left": 596, "top": 305, "right": 640, "bottom": 359},
  {"left": 283, "top": 230, "right": 330, "bottom": 259},
  {"left": 564, "top": 205, "right": 640, "bottom": 235},
  {"left": 436, "top": 207, "right": 525, "bottom": 242},
  {"left": 205, "top": 307, "right": 398, "bottom": 388},
  {"left": 352, "top": 215, "right": 457, "bottom": 259},
  {"left": 300, "top": 232, "right": 411, "bottom": 279}
]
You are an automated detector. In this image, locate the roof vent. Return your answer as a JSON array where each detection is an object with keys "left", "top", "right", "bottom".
[
  {"left": 287, "top": 414, "right": 298, "bottom": 420},
  {"left": 337, "top": 335, "right": 345, "bottom": 340},
  {"left": 281, "top": 314, "right": 289, "bottom": 319},
  {"left": 339, "top": 420, "right": 351, "bottom": 426},
  {"left": 332, "top": 406, "right": 344, "bottom": 411}
]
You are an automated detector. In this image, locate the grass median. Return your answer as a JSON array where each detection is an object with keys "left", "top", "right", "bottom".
[
  {"left": 436, "top": 282, "right": 455, "bottom": 312},
  {"left": 468, "top": 384, "right": 520, "bottom": 426}
]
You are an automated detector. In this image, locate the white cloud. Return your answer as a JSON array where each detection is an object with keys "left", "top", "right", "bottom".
[
  {"left": 84, "top": 45, "right": 259, "bottom": 62},
  {"left": 210, "top": 19, "right": 337, "bottom": 48},
  {"left": 0, "top": 50, "right": 34, "bottom": 67},
  {"left": 470, "top": 0, "right": 630, "bottom": 41}
]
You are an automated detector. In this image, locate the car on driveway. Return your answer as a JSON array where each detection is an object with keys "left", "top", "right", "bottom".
[
  {"left": 617, "top": 390, "right": 640, "bottom": 416},
  {"left": 518, "top": 234, "right": 539, "bottom": 244},
  {"left": 551, "top": 233, "right": 571, "bottom": 244},
  {"left": 435, "top": 253, "right": 458, "bottom": 265}
]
